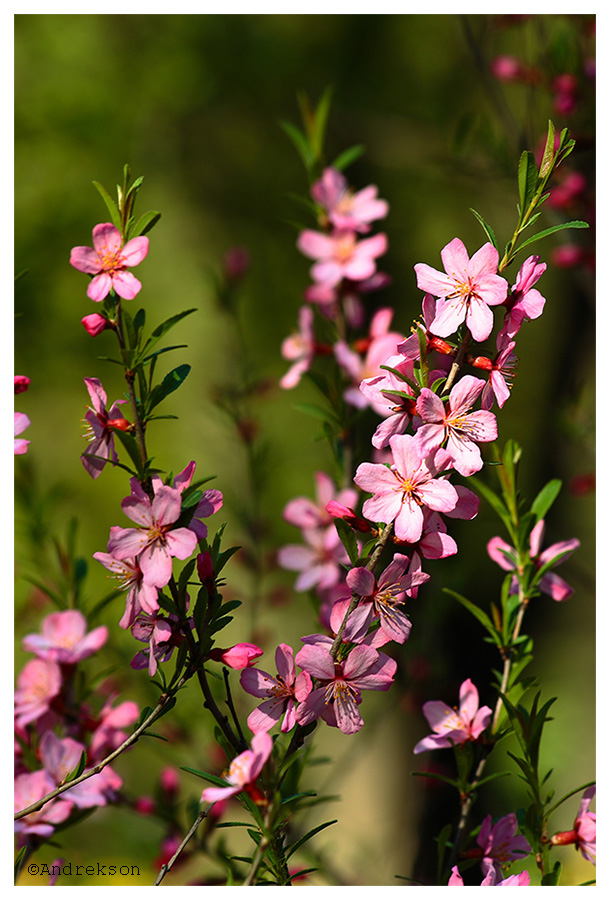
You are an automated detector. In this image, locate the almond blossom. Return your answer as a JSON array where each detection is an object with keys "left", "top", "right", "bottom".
[
  {"left": 413, "top": 677, "right": 492, "bottom": 753},
  {"left": 283, "top": 471, "right": 358, "bottom": 534},
  {"left": 354, "top": 433, "right": 459, "bottom": 544},
  {"left": 22, "top": 610, "right": 108, "bottom": 664},
  {"left": 550, "top": 785, "right": 596, "bottom": 864},
  {"left": 476, "top": 813, "right": 532, "bottom": 877},
  {"left": 89, "top": 697, "right": 140, "bottom": 762},
  {"left": 358, "top": 352, "right": 419, "bottom": 447},
  {"left": 280, "top": 304, "right": 316, "bottom": 389},
  {"left": 311, "top": 167, "right": 388, "bottom": 232},
  {"left": 487, "top": 518, "right": 580, "bottom": 602},
  {"left": 415, "top": 375, "right": 498, "bottom": 476},
  {"left": 329, "top": 554, "right": 429, "bottom": 645},
  {"left": 39, "top": 731, "right": 122, "bottom": 809},
  {"left": 499, "top": 254, "right": 546, "bottom": 340},
  {"left": 240, "top": 643, "right": 312, "bottom": 733},
  {"left": 200, "top": 732, "right": 272, "bottom": 805},
  {"left": 15, "top": 659, "right": 62, "bottom": 728},
  {"left": 295, "top": 642, "right": 397, "bottom": 734},
  {"left": 14, "top": 771, "right": 73, "bottom": 838},
  {"left": 333, "top": 307, "right": 404, "bottom": 409},
  {"left": 92, "top": 551, "right": 159, "bottom": 629},
  {"left": 107, "top": 479, "right": 198, "bottom": 588},
  {"left": 414, "top": 238, "right": 508, "bottom": 342},
  {"left": 298, "top": 228, "right": 387, "bottom": 288},
  {"left": 14, "top": 411, "right": 31, "bottom": 455},
  {"left": 70, "top": 222, "right": 149, "bottom": 302},
  {"left": 81, "top": 377, "right": 129, "bottom": 479},
  {"left": 277, "top": 525, "right": 349, "bottom": 592}
]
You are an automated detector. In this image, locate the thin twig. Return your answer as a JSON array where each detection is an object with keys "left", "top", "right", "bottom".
[{"left": 153, "top": 805, "right": 211, "bottom": 885}]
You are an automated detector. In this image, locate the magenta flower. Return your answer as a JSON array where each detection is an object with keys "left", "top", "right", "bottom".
[
  {"left": 14, "top": 411, "right": 31, "bottom": 455},
  {"left": 448, "top": 863, "right": 530, "bottom": 886},
  {"left": 39, "top": 731, "right": 122, "bottom": 809},
  {"left": 354, "top": 434, "right": 459, "bottom": 544},
  {"left": 413, "top": 678, "right": 492, "bottom": 753},
  {"left": 277, "top": 525, "right": 349, "bottom": 592},
  {"left": 477, "top": 813, "right": 532, "bottom": 877},
  {"left": 550, "top": 786, "right": 596, "bottom": 865},
  {"left": 93, "top": 550, "right": 159, "bottom": 629},
  {"left": 487, "top": 518, "right": 579, "bottom": 602},
  {"left": 89, "top": 697, "right": 139, "bottom": 762},
  {"left": 480, "top": 336, "right": 518, "bottom": 411},
  {"left": 14, "top": 375, "right": 30, "bottom": 394},
  {"left": 240, "top": 643, "right": 313, "bottom": 734},
  {"left": 70, "top": 222, "right": 149, "bottom": 302},
  {"left": 22, "top": 610, "right": 108, "bottom": 664},
  {"left": 415, "top": 375, "right": 498, "bottom": 477},
  {"left": 81, "top": 377, "right": 129, "bottom": 479},
  {"left": 283, "top": 471, "right": 358, "bottom": 534},
  {"left": 330, "top": 554, "right": 429, "bottom": 645},
  {"left": 295, "top": 643, "right": 397, "bottom": 734},
  {"left": 280, "top": 305, "right": 316, "bottom": 389},
  {"left": 107, "top": 479, "right": 198, "bottom": 587},
  {"left": 333, "top": 307, "right": 404, "bottom": 409},
  {"left": 414, "top": 238, "right": 508, "bottom": 342},
  {"left": 500, "top": 254, "right": 546, "bottom": 340},
  {"left": 14, "top": 771, "right": 74, "bottom": 838},
  {"left": 200, "top": 732, "right": 272, "bottom": 805},
  {"left": 311, "top": 167, "right": 388, "bottom": 233},
  {"left": 15, "top": 659, "right": 62, "bottom": 728},
  {"left": 298, "top": 228, "right": 387, "bottom": 288}
]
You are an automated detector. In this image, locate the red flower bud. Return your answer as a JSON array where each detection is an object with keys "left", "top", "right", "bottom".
[{"left": 107, "top": 417, "right": 131, "bottom": 431}]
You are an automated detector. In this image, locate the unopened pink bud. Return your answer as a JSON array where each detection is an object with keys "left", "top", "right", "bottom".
[
  {"left": 551, "top": 244, "right": 585, "bottom": 268},
  {"left": 81, "top": 313, "right": 110, "bottom": 336},
  {"left": 553, "top": 73, "right": 578, "bottom": 95},
  {"left": 196, "top": 551, "right": 215, "bottom": 592},
  {"left": 490, "top": 55, "right": 524, "bottom": 82},
  {"left": 159, "top": 766, "right": 180, "bottom": 795},
  {"left": 223, "top": 246, "right": 250, "bottom": 282},
  {"left": 134, "top": 796, "right": 156, "bottom": 815},
  {"left": 212, "top": 643, "right": 263, "bottom": 670},
  {"left": 14, "top": 375, "right": 30, "bottom": 394}
]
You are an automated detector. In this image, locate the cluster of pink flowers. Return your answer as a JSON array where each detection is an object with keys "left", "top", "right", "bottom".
[
  {"left": 14, "top": 610, "right": 139, "bottom": 841},
  {"left": 93, "top": 460, "right": 223, "bottom": 668},
  {"left": 281, "top": 166, "right": 391, "bottom": 389}
]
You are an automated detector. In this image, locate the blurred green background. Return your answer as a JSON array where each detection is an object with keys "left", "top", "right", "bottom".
[{"left": 15, "top": 13, "right": 594, "bottom": 886}]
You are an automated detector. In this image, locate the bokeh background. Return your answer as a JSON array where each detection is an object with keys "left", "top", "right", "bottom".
[{"left": 14, "top": 13, "right": 595, "bottom": 886}]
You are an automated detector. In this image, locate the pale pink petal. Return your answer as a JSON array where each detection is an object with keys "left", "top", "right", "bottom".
[
  {"left": 465, "top": 297, "right": 495, "bottom": 342},
  {"left": 121, "top": 235, "right": 149, "bottom": 266},
  {"left": 346, "top": 567, "right": 376, "bottom": 597},
  {"left": 92, "top": 223, "right": 122, "bottom": 253},
  {"left": 440, "top": 238, "right": 469, "bottom": 278},
  {"left": 70, "top": 246, "right": 102, "bottom": 274},
  {"left": 112, "top": 270, "right": 142, "bottom": 300},
  {"left": 87, "top": 272, "right": 113, "bottom": 302},
  {"left": 414, "top": 263, "right": 454, "bottom": 298}
]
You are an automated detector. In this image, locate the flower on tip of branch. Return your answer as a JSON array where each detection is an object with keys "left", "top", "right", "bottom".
[
  {"left": 413, "top": 677, "right": 492, "bottom": 753},
  {"left": 70, "top": 223, "right": 149, "bottom": 302}
]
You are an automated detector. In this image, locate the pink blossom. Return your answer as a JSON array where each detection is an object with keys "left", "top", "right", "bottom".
[
  {"left": 415, "top": 375, "right": 498, "bottom": 476},
  {"left": 216, "top": 643, "right": 264, "bottom": 670},
  {"left": 159, "top": 766, "right": 180, "bottom": 796},
  {"left": 277, "top": 526, "right": 349, "bottom": 592},
  {"left": 14, "top": 770, "right": 73, "bottom": 838},
  {"left": 449, "top": 863, "right": 530, "bottom": 886},
  {"left": 14, "top": 375, "right": 30, "bottom": 394},
  {"left": 298, "top": 228, "right": 387, "bottom": 288},
  {"left": 283, "top": 471, "right": 358, "bottom": 533},
  {"left": 39, "top": 731, "right": 122, "bottom": 808},
  {"left": 107, "top": 479, "right": 198, "bottom": 587},
  {"left": 477, "top": 813, "right": 532, "bottom": 877},
  {"left": 22, "top": 610, "right": 107, "bottom": 664},
  {"left": 81, "top": 312, "right": 111, "bottom": 336},
  {"left": 330, "top": 554, "right": 429, "bottom": 645},
  {"left": 295, "top": 642, "right": 397, "bottom": 734},
  {"left": 487, "top": 518, "right": 579, "bottom": 602},
  {"left": 130, "top": 608, "right": 185, "bottom": 676},
  {"left": 93, "top": 550, "right": 159, "bottom": 628},
  {"left": 311, "top": 167, "right": 388, "bottom": 233},
  {"left": 14, "top": 411, "right": 31, "bottom": 454},
  {"left": 15, "top": 659, "right": 62, "bottom": 728},
  {"left": 81, "top": 377, "right": 129, "bottom": 479},
  {"left": 163, "top": 460, "right": 223, "bottom": 540},
  {"left": 414, "top": 238, "right": 508, "bottom": 342},
  {"left": 200, "top": 732, "right": 272, "bottom": 805},
  {"left": 354, "top": 434, "right": 459, "bottom": 544},
  {"left": 70, "top": 223, "right": 149, "bottom": 302},
  {"left": 499, "top": 254, "right": 546, "bottom": 340},
  {"left": 550, "top": 786, "right": 596, "bottom": 865},
  {"left": 334, "top": 308, "right": 404, "bottom": 408},
  {"left": 280, "top": 305, "right": 316, "bottom": 389},
  {"left": 240, "top": 643, "right": 313, "bottom": 733},
  {"left": 490, "top": 55, "right": 527, "bottom": 82},
  {"left": 413, "top": 678, "right": 492, "bottom": 753},
  {"left": 89, "top": 697, "right": 139, "bottom": 762},
  {"left": 359, "top": 353, "right": 419, "bottom": 447},
  {"left": 480, "top": 336, "right": 518, "bottom": 411}
]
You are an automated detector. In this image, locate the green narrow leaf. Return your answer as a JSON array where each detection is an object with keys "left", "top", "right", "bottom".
[
  {"left": 131, "top": 210, "right": 161, "bottom": 238},
  {"left": 530, "top": 479, "right": 562, "bottom": 521},
  {"left": 517, "top": 150, "right": 537, "bottom": 215},
  {"left": 444, "top": 588, "right": 501, "bottom": 645},
  {"left": 514, "top": 220, "right": 589, "bottom": 254},
  {"left": 147, "top": 364, "right": 191, "bottom": 413},
  {"left": 63, "top": 750, "right": 87, "bottom": 783},
  {"left": 334, "top": 518, "right": 359, "bottom": 566},
  {"left": 92, "top": 181, "right": 121, "bottom": 231},
  {"left": 312, "top": 86, "right": 334, "bottom": 159},
  {"left": 467, "top": 475, "right": 513, "bottom": 532},
  {"left": 470, "top": 208, "right": 498, "bottom": 250},
  {"left": 331, "top": 144, "right": 366, "bottom": 171},
  {"left": 286, "top": 819, "right": 337, "bottom": 859},
  {"left": 538, "top": 120, "right": 556, "bottom": 180},
  {"left": 280, "top": 121, "right": 314, "bottom": 169}
]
